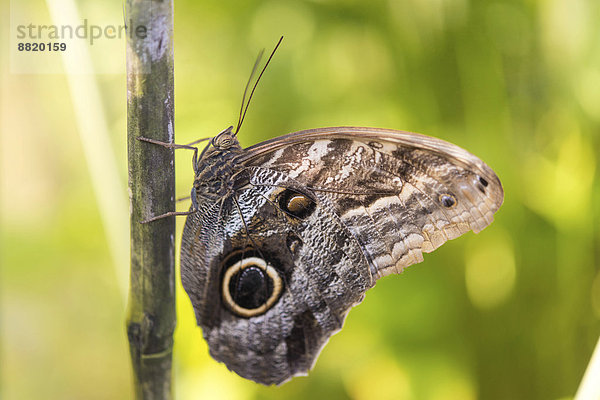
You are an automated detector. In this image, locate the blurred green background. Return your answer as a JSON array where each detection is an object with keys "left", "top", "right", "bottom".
[{"left": 1, "top": 0, "right": 599, "bottom": 399}]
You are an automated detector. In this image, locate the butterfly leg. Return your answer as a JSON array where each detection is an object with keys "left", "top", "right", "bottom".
[
  {"left": 135, "top": 136, "right": 202, "bottom": 223},
  {"left": 140, "top": 187, "right": 200, "bottom": 224},
  {"left": 140, "top": 210, "right": 196, "bottom": 224},
  {"left": 137, "top": 136, "right": 204, "bottom": 174}
]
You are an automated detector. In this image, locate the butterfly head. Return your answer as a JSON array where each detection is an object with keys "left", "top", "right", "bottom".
[
  {"left": 196, "top": 126, "right": 242, "bottom": 163},
  {"left": 211, "top": 126, "right": 241, "bottom": 150}
]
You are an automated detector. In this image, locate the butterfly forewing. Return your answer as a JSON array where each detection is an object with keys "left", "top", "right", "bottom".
[{"left": 241, "top": 127, "right": 503, "bottom": 278}]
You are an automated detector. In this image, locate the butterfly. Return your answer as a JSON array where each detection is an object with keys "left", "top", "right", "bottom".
[{"left": 139, "top": 39, "right": 504, "bottom": 385}]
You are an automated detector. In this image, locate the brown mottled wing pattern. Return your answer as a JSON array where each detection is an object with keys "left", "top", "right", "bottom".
[
  {"left": 180, "top": 126, "right": 503, "bottom": 386},
  {"left": 181, "top": 169, "right": 374, "bottom": 385},
  {"left": 241, "top": 127, "right": 504, "bottom": 279}
]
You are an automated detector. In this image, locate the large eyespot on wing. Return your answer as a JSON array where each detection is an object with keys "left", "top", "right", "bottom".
[
  {"left": 180, "top": 178, "right": 374, "bottom": 386},
  {"left": 240, "top": 126, "right": 503, "bottom": 279},
  {"left": 221, "top": 255, "right": 283, "bottom": 318}
]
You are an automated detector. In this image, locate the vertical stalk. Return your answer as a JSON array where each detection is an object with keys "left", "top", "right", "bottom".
[{"left": 126, "top": 0, "right": 176, "bottom": 398}]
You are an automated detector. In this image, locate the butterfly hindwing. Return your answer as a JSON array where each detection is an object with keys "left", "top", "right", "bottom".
[{"left": 181, "top": 169, "right": 373, "bottom": 385}]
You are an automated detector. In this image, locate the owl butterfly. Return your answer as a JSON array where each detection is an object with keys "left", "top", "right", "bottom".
[{"left": 141, "top": 40, "right": 503, "bottom": 385}]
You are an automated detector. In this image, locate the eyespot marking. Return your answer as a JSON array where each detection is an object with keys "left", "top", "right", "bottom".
[
  {"left": 476, "top": 176, "right": 488, "bottom": 193},
  {"left": 440, "top": 194, "right": 456, "bottom": 208},
  {"left": 278, "top": 189, "right": 316, "bottom": 219},
  {"left": 222, "top": 257, "right": 282, "bottom": 318}
]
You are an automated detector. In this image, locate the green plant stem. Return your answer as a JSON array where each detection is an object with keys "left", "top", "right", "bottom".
[{"left": 125, "top": 0, "right": 176, "bottom": 398}]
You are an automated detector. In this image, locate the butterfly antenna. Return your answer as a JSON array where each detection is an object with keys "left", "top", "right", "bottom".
[
  {"left": 235, "top": 36, "right": 284, "bottom": 135},
  {"left": 236, "top": 49, "right": 264, "bottom": 135}
]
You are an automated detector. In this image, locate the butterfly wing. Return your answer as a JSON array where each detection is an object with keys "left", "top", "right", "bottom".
[
  {"left": 241, "top": 126, "right": 503, "bottom": 278},
  {"left": 181, "top": 173, "right": 373, "bottom": 385},
  {"left": 180, "top": 126, "right": 503, "bottom": 385}
]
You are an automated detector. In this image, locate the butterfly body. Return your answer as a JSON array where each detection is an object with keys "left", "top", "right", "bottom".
[{"left": 180, "top": 126, "right": 503, "bottom": 385}]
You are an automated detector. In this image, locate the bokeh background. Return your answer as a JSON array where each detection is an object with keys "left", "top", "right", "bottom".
[{"left": 2, "top": 0, "right": 599, "bottom": 399}]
